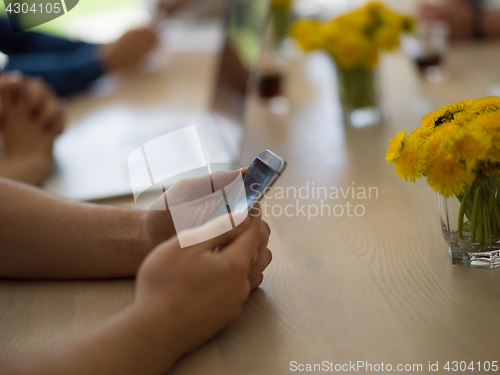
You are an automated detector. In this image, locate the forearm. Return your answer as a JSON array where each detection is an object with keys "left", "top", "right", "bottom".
[
  {"left": 0, "top": 178, "right": 149, "bottom": 279},
  {"left": 0, "top": 303, "right": 179, "bottom": 375},
  {"left": 0, "top": 156, "right": 50, "bottom": 186}
]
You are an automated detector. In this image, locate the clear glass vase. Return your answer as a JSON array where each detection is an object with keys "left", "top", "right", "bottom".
[
  {"left": 336, "top": 66, "right": 382, "bottom": 129},
  {"left": 439, "top": 177, "right": 500, "bottom": 269}
]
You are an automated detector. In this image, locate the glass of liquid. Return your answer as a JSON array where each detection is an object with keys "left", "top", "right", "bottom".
[{"left": 401, "top": 20, "right": 450, "bottom": 83}]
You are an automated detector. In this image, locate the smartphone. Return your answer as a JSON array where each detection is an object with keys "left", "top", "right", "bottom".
[{"left": 207, "top": 150, "right": 287, "bottom": 222}]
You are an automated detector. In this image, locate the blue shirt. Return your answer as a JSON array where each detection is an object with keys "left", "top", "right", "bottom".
[{"left": 0, "top": 17, "right": 104, "bottom": 96}]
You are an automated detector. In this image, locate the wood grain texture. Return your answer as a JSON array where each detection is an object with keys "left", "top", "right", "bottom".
[{"left": 2, "top": 26, "right": 500, "bottom": 375}]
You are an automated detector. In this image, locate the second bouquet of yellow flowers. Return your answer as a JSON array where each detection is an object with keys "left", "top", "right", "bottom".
[{"left": 290, "top": 2, "right": 413, "bottom": 128}]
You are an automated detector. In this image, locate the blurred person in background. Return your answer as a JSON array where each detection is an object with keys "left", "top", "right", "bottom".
[
  {"left": 0, "top": 16, "right": 157, "bottom": 97},
  {"left": 0, "top": 72, "right": 65, "bottom": 185},
  {"left": 420, "top": 0, "right": 500, "bottom": 39}
]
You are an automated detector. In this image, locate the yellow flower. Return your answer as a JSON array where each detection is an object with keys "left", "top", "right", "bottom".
[
  {"left": 349, "top": 9, "right": 376, "bottom": 30},
  {"left": 469, "top": 95, "right": 500, "bottom": 114},
  {"left": 392, "top": 134, "right": 426, "bottom": 182},
  {"left": 449, "top": 127, "right": 492, "bottom": 170},
  {"left": 425, "top": 150, "right": 475, "bottom": 197},
  {"left": 319, "top": 22, "right": 344, "bottom": 54},
  {"left": 420, "top": 99, "right": 473, "bottom": 129},
  {"left": 331, "top": 32, "right": 371, "bottom": 70},
  {"left": 424, "top": 123, "right": 453, "bottom": 159},
  {"left": 411, "top": 126, "right": 432, "bottom": 140},
  {"left": 289, "top": 20, "right": 320, "bottom": 51},
  {"left": 386, "top": 129, "right": 407, "bottom": 163},
  {"left": 363, "top": 1, "right": 386, "bottom": 14},
  {"left": 380, "top": 9, "right": 403, "bottom": 31},
  {"left": 472, "top": 111, "right": 500, "bottom": 132},
  {"left": 420, "top": 106, "right": 446, "bottom": 130},
  {"left": 374, "top": 26, "right": 400, "bottom": 51}
]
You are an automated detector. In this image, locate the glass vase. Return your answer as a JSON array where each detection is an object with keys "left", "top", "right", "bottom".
[
  {"left": 439, "top": 177, "right": 500, "bottom": 269},
  {"left": 336, "top": 66, "right": 381, "bottom": 129}
]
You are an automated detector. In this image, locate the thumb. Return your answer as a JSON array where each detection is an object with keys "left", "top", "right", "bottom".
[{"left": 178, "top": 212, "right": 249, "bottom": 250}]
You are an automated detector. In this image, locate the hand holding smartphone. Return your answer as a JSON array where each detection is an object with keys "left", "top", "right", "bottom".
[{"left": 207, "top": 150, "right": 287, "bottom": 222}]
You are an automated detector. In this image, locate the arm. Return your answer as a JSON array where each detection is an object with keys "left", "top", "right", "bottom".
[
  {"left": 0, "top": 17, "right": 157, "bottom": 96},
  {"left": 0, "top": 178, "right": 167, "bottom": 279},
  {"left": 0, "top": 212, "right": 269, "bottom": 375},
  {"left": 0, "top": 171, "right": 270, "bottom": 285}
]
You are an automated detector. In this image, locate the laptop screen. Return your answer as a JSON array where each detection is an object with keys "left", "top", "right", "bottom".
[{"left": 209, "top": 0, "right": 270, "bottom": 162}]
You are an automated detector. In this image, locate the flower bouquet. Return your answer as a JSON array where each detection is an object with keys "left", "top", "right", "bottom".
[
  {"left": 386, "top": 96, "right": 500, "bottom": 268},
  {"left": 289, "top": 2, "right": 413, "bottom": 128}
]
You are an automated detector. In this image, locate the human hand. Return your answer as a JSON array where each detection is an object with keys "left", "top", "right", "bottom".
[
  {"left": 419, "top": 0, "right": 473, "bottom": 40},
  {"left": 142, "top": 169, "right": 271, "bottom": 289},
  {"left": 133, "top": 211, "right": 264, "bottom": 364},
  {"left": 0, "top": 72, "right": 65, "bottom": 185},
  {"left": 99, "top": 28, "right": 158, "bottom": 73}
]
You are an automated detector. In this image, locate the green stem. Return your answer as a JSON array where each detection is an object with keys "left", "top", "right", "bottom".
[
  {"left": 458, "top": 186, "right": 471, "bottom": 239},
  {"left": 471, "top": 186, "right": 480, "bottom": 243},
  {"left": 493, "top": 202, "right": 500, "bottom": 237},
  {"left": 478, "top": 188, "right": 483, "bottom": 243}
]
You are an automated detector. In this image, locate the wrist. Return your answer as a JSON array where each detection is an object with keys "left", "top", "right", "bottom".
[{"left": 127, "top": 300, "right": 183, "bottom": 370}]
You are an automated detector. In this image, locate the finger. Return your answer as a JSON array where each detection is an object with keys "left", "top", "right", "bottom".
[
  {"left": 25, "top": 78, "right": 47, "bottom": 117},
  {"left": 38, "top": 97, "right": 59, "bottom": 130},
  {"left": 248, "top": 247, "right": 272, "bottom": 281},
  {"left": 179, "top": 211, "right": 250, "bottom": 250},
  {"left": 250, "top": 273, "right": 264, "bottom": 290},
  {"left": 0, "top": 72, "right": 24, "bottom": 107},
  {"left": 50, "top": 101, "right": 66, "bottom": 135},
  {"left": 221, "top": 210, "right": 262, "bottom": 263},
  {"left": 259, "top": 220, "right": 271, "bottom": 252}
]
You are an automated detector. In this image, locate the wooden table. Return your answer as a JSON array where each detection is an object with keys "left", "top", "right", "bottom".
[{"left": 2, "top": 35, "right": 500, "bottom": 373}]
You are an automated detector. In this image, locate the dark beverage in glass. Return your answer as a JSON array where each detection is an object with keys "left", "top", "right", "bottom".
[
  {"left": 415, "top": 54, "right": 441, "bottom": 73},
  {"left": 258, "top": 73, "right": 282, "bottom": 99}
]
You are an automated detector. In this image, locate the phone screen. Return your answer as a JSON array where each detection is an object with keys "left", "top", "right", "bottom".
[
  {"left": 239, "top": 158, "right": 277, "bottom": 211},
  {"left": 207, "top": 157, "right": 282, "bottom": 222}
]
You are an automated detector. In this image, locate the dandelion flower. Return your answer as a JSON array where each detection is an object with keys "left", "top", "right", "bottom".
[
  {"left": 469, "top": 96, "right": 500, "bottom": 115},
  {"left": 289, "top": 20, "right": 321, "bottom": 51},
  {"left": 472, "top": 111, "right": 500, "bottom": 132},
  {"left": 386, "top": 129, "right": 407, "bottom": 163},
  {"left": 425, "top": 123, "right": 453, "bottom": 159},
  {"left": 392, "top": 135, "right": 426, "bottom": 182},
  {"left": 425, "top": 151, "right": 475, "bottom": 197},
  {"left": 332, "top": 33, "right": 371, "bottom": 70},
  {"left": 374, "top": 27, "right": 400, "bottom": 51},
  {"left": 420, "top": 106, "right": 446, "bottom": 130},
  {"left": 450, "top": 127, "right": 491, "bottom": 169}
]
